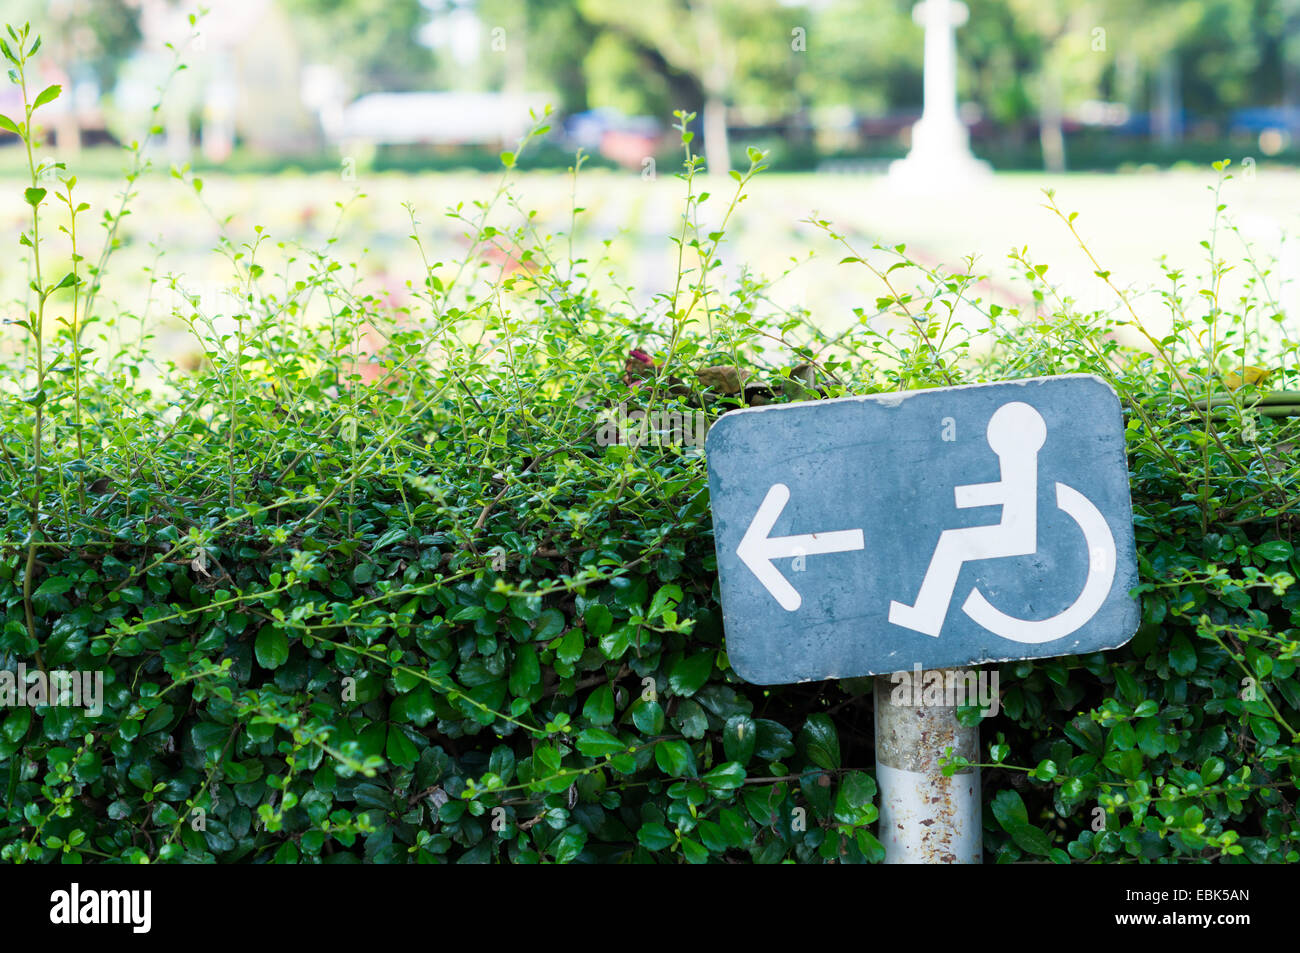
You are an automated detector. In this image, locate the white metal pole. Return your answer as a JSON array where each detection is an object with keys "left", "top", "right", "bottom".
[{"left": 874, "top": 668, "right": 981, "bottom": 863}]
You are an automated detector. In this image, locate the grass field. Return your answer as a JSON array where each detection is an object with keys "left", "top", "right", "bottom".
[{"left": 2, "top": 156, "right": 1297, "bottom": 368}]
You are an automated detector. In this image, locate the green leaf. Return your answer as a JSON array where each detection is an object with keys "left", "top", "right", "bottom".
[
  {"left": 668, "top": 651, "right": 712, "bottom": 697},
  {"left": 534, "top": 743, "right": 562, "bottom": 776},
  {"left": 799, "top": 713, "right": 840, "bottom": 770},
  {"left": 680, "top": 837, "right": 708, "bottom": 863},
  {"left": 575, "top": 728, "right": 624, "bottom": 757},
  {"left": 583, "top": 603, "right": 613, "bottom": 637},
  {"left": 24, "top": 186, "right": 45, "bottom": 207},
  {"left": 34, "top": 576, "right": 74, "bottom": 599},
  {"left": 1112, "top": 666, "right": 1142, "bottom": 707},
  {"left": 654, "top": 739, "right": 696, "bottom": 777},
  {"left": 391, "top": 684, "right": 437, "bottom": 726},
  {"left": 385, "top": 724, "right": 418, "bottom": 769},
  {"left": 991, "top": 789, "right": 1028, "bottom": 832},
  {"left": 1033, "top": 759, "right": 1058, "bottom": 781},
  {"left": 753, "top": 719, "right": 795, "bottom": 761},
  {"left": 637, "top": 822, "right": 674, "bottom": 850},
  {"left": 718, "top": 807, "right": 750, "bottom": 847},
  {"left": 1253, "top": 540, "right": 1293, "bottom": 563},
  {"left": 632, "top": 700, "right": 664, "bottom": 735},
  {"left": 33, "top": 84, "right": 61, "bottom": 109},
  {"left": 697, "top": 819, "right": 728, "bottom": 853},
  {"left": 702, "top": 761, "right": 746, "bottom": 793},
  {"left": 722, "top": 714, "right": 756, "bottom": 765},
  {"left": 598, "top": 623, "right": 632, "bottom": 660},
  {"left": 673, "top": 698, "right": 708, "bottom": 739},
  {"left": 838, "top": 770, "right": 877, "bottom": 809},
  {"left": 508, "top": 644, "right": 540, "bottom": 695},
  {"left": 834, "top": 771, "right": 878, "bottom": 824},
  {"left": 1200, "top": 756, "right": 1226, "bottom": 784},
  {"left": 254, "top": 627, "right": 289, "bottom": 669},
  {"left": 855, "top": 829, "right": 886, "bottom": 862},
  {"left": 554, "top": 627, "right": 583, "bottom": 664},
  {"left": 582, "top": 684, "right": 615, "bottom": 726},
  {"left": 552, "top": 830, "right": 585, "bottom": 863},
  {"left": 533, "top": 608, "right": 565, "bottom": 641},
  {"left": 647, "top": 584, "right": 682, "bottom": 619},
  {"left": 1250, "top": 715, "right": 1280, "bottom": 746},
  {"left": 3, "top": 707, "right": 32, "bottom": 743},
  {"left": 1103, "top": 748, "right": 1144, "bottom": 780},
  {"left": 1010, "top": 824, "right": 1052, "bottom": 856},
  {"left": 1169, "top": 634, "right": 1197, "bottom": 676},
  {"left": 141, "top": 703, "right": 174, "bottom": 735}
]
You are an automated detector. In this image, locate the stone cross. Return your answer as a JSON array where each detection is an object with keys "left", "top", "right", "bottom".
[{"left": 889, "top": 0, "right": 989, "bottom": 187}]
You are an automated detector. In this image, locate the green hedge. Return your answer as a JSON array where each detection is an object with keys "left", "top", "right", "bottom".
[{"left": 1, "top": 24, "right": 1297, "bottom": 862}]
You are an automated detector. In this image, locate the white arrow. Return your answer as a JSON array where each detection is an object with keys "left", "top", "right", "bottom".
[{"left": 737, "top": 483, "right": 865, "bottom": 611}]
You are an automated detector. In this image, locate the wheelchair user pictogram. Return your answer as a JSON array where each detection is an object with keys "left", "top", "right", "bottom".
[{"left": 888, "top": 400, "right": 1116, "bottom": 644}]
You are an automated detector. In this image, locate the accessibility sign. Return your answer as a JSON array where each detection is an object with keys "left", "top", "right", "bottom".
[{"left": 705, "top": 375, "right": 1140, "bottom": 685}]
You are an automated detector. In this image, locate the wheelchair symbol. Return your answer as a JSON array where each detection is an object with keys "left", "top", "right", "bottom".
[{"left": 888, "top": 401, "right": 1116, "bottom": 644}]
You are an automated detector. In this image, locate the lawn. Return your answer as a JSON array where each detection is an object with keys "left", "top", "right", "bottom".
[{"left": 2, "top": 158, "right": 1297, "bottom": 369}]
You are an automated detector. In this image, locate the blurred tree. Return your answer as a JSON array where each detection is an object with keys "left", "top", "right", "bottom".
[
  {"left": 1097, "top": 0, "right": 1205, "bottom": 146},
  {"left": 577, "top": 0, "right": 793, "bottom": 174},
  {"left": 6, "top": 0, "right": 141, "bottom": 150},
  {"left": 1172, "top": 0, "right": 1265, "bottom": 119},
  {"left": 1078, "top": 0, "right": 1262, "bottom": 145},
  {"left": 992, "top": 0, "right": 1107, "bottom": 171},
  {"left": 573, "top": 20, "right": 712, "bottom": 129},
  {"left": 4, "top": 2, "right": 140, "bottom": 91},
  {"left": 54, "top": 0, "right": 140, "bottom": 88},
  {"left": 283, "top": 0, "right": 438, "bottom": 92},
  {"left": 798, "top": 0, "right": 920, "bottom": 117},
  {"left": 1276, "top": 0, "right": 1300, "bottom": 108},
  {"left": 251, "top": 0, "right": 1300, "bottom": 165},
  {"left": 962, "top": 0, "right": 1239, "bottom": 167},
  {"left": 962, "top": 0, "right": 1038, "bottom": 152},
  {"left": 728, "top": 2, "right": 802, "bottom": 128},
  {"left": 582, "top": 30, "right": 679, "bottom": 118},
  {"left": 520, "top": 0, "right": 600, "bottom": 112}
]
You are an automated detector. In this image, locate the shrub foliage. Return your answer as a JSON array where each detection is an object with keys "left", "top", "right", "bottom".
[{"left": 1, "top": 24, "right": 1297, "bottom": 863}]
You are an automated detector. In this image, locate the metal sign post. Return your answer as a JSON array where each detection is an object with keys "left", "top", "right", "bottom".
[
  {"left": 705, "top": 375, "right": 1140, "bottom": 863},
  {"left": 874, "top": 668, "right": 980, "bottom": 864}
]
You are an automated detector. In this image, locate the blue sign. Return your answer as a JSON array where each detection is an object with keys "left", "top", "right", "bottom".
[{"left": 705, "top": 375, "right": 1140, "bottom": 685}]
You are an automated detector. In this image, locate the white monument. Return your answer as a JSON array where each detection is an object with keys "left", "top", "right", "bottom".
[{"left": 889, "top": 0, "right": 990, "bottom": 187}]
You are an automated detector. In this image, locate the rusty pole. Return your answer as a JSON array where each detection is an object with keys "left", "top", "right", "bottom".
[{"left": 873, "top": 667, "right": 981, "bottom": 863}]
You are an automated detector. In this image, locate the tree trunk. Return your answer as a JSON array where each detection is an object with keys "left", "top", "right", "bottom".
[
  {"left": 1039, "top": 71, "right": 1066, "bottom": 173},
  {"left": 1152, "top": 52, "right": 1182, "bottom": 147},
  {"left": 690, "top": 0, "right": 731, "bottom": 176},
  {"left": 703, "top": 92, "right": 730, "bottom": 176}
]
